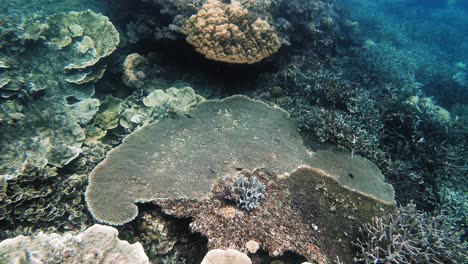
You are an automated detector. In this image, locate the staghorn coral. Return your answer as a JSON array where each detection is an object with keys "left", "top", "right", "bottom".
[
  {"left": 255, "top": 65, "right": 385, "bottom": 159},
  {"left": 181, "top": 0, "right": 281, "bottom": 64},
  {"left": 355, "top": 203, "right": 468, "bottom": 263},
  {"left": 0, "top": 224, "right": 149, "bottom": 264},
  {"left": 437, "top": 188, "right": 468, "bottom": 240}
]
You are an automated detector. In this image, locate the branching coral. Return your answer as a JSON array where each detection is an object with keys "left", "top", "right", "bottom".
[
  {"left": 355, "top": 203, "right": 468, "bottom": 263},
  {"left": 230, "top": 175, "right": 267, "bottom": 211},
  {"left": 181, "top": 0, "right": 281, "bottom": 64}
]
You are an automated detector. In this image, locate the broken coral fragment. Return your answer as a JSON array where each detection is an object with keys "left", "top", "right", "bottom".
[
  {"left": 0, "top": 224, "right": 149, "bottom": 264},
  {"left": 181, "top": 0, "right": 281, "bottom": 64}
]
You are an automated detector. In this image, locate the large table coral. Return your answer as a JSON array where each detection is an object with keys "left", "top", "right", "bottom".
[
  {"left": 85, "top": 95, "right": 395, "bottom": 262},
  {"left": 86, "top": 95, "right": 310, "bottom": 225},
  {"left": 181, "top": 0, "right": 281, "bottom": 64}
]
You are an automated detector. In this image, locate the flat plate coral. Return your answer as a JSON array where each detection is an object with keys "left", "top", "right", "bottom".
[
  {"left": 85, "top": 95, "right": 395, "bottom": 262},
  {"left": 86, "top": 95, "right": 311, "bottom": 225}
]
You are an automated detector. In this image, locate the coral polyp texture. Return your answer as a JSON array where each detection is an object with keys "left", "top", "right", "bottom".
[
  {"left": 85, "top": 95, "right": 395, "bottom": 262},
  {"left": 0, "top": 224, "right": 149, "bottom": 264},
  {"left": 181, "top": 0, "right": 281, "bottom": 64}
]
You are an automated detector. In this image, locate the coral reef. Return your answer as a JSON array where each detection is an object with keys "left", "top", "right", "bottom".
[
  {"left": 85, "top": 95, "right": 394, "bottom": 262},
  {"left": 0, "top": 9, "right": 119, "bottom": 100},
  {"left": 0, "top": 224, "right": 149, "bottom": 263},
  {"left": 121, "top": 53, "right": 172, "bottom": 91},
  {"left": 255, "top": 36, "right": 467, "bottom": 211},
  {"left": 0, "top": 8, "right": 124, "bottom": 242},
  {"left": 180, "top": 0, "right": 281, "bottom": 64},
  {"left": 0, "top": 98, "right": 100, "bottom": 180},
  {"left": 255, "top": 65, "right": 385, "bottom": 158},
  {"left": 0, "top": 9, "right": 119, "bottom": 180},
  {"left": 119, "top": 86, "right": 204, "bottom": 133},
  {"left": 0, "top": 167, "right": 91, "bottom": 241},
  {"left": 355, "top": 203, "right": 468, "bottom": 263},
  {"left": 85, "top": 95, "right": 312, "bottom": 225},
  {"left": 159, "top": 161, "right": 395, "bottom": 263},
  {"left": 123, "top": 53, "right": 148, "bottom": 89},
  {"left": 120, "top": 209, "right": 178, "bottom": 260},
  {"left": 46, "top": 10, "right": 119, "bottom": 84},
  {"left": 437, "top": 187, "right": 468, "bottom": 240},
  {"left": 0, "top": 1, "right": 465, "bottom": 263}
]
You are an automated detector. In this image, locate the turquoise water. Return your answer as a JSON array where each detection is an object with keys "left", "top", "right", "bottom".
[{"left": 0, "top": 0, "right": 466, "bottom": 263}]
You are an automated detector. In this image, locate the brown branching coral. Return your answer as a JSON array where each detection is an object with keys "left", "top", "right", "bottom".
[
  {"left": 355, "top": 203, "right": 468, "bottom": 264},
  {"left": 181, "top": 0, "right": 281, "bottom": 64}
]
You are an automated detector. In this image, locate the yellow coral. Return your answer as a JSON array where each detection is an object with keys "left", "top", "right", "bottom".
[{"left": 181, "top": 0, "right": 281, "bottom": 64}]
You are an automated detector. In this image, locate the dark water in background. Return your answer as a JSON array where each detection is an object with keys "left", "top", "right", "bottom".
[
  {"left": 0, "top": 0, "right": 466, "bottom": 262},
  {"left": 344, "top": 0, "right": 468, "bottom": 107}
]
